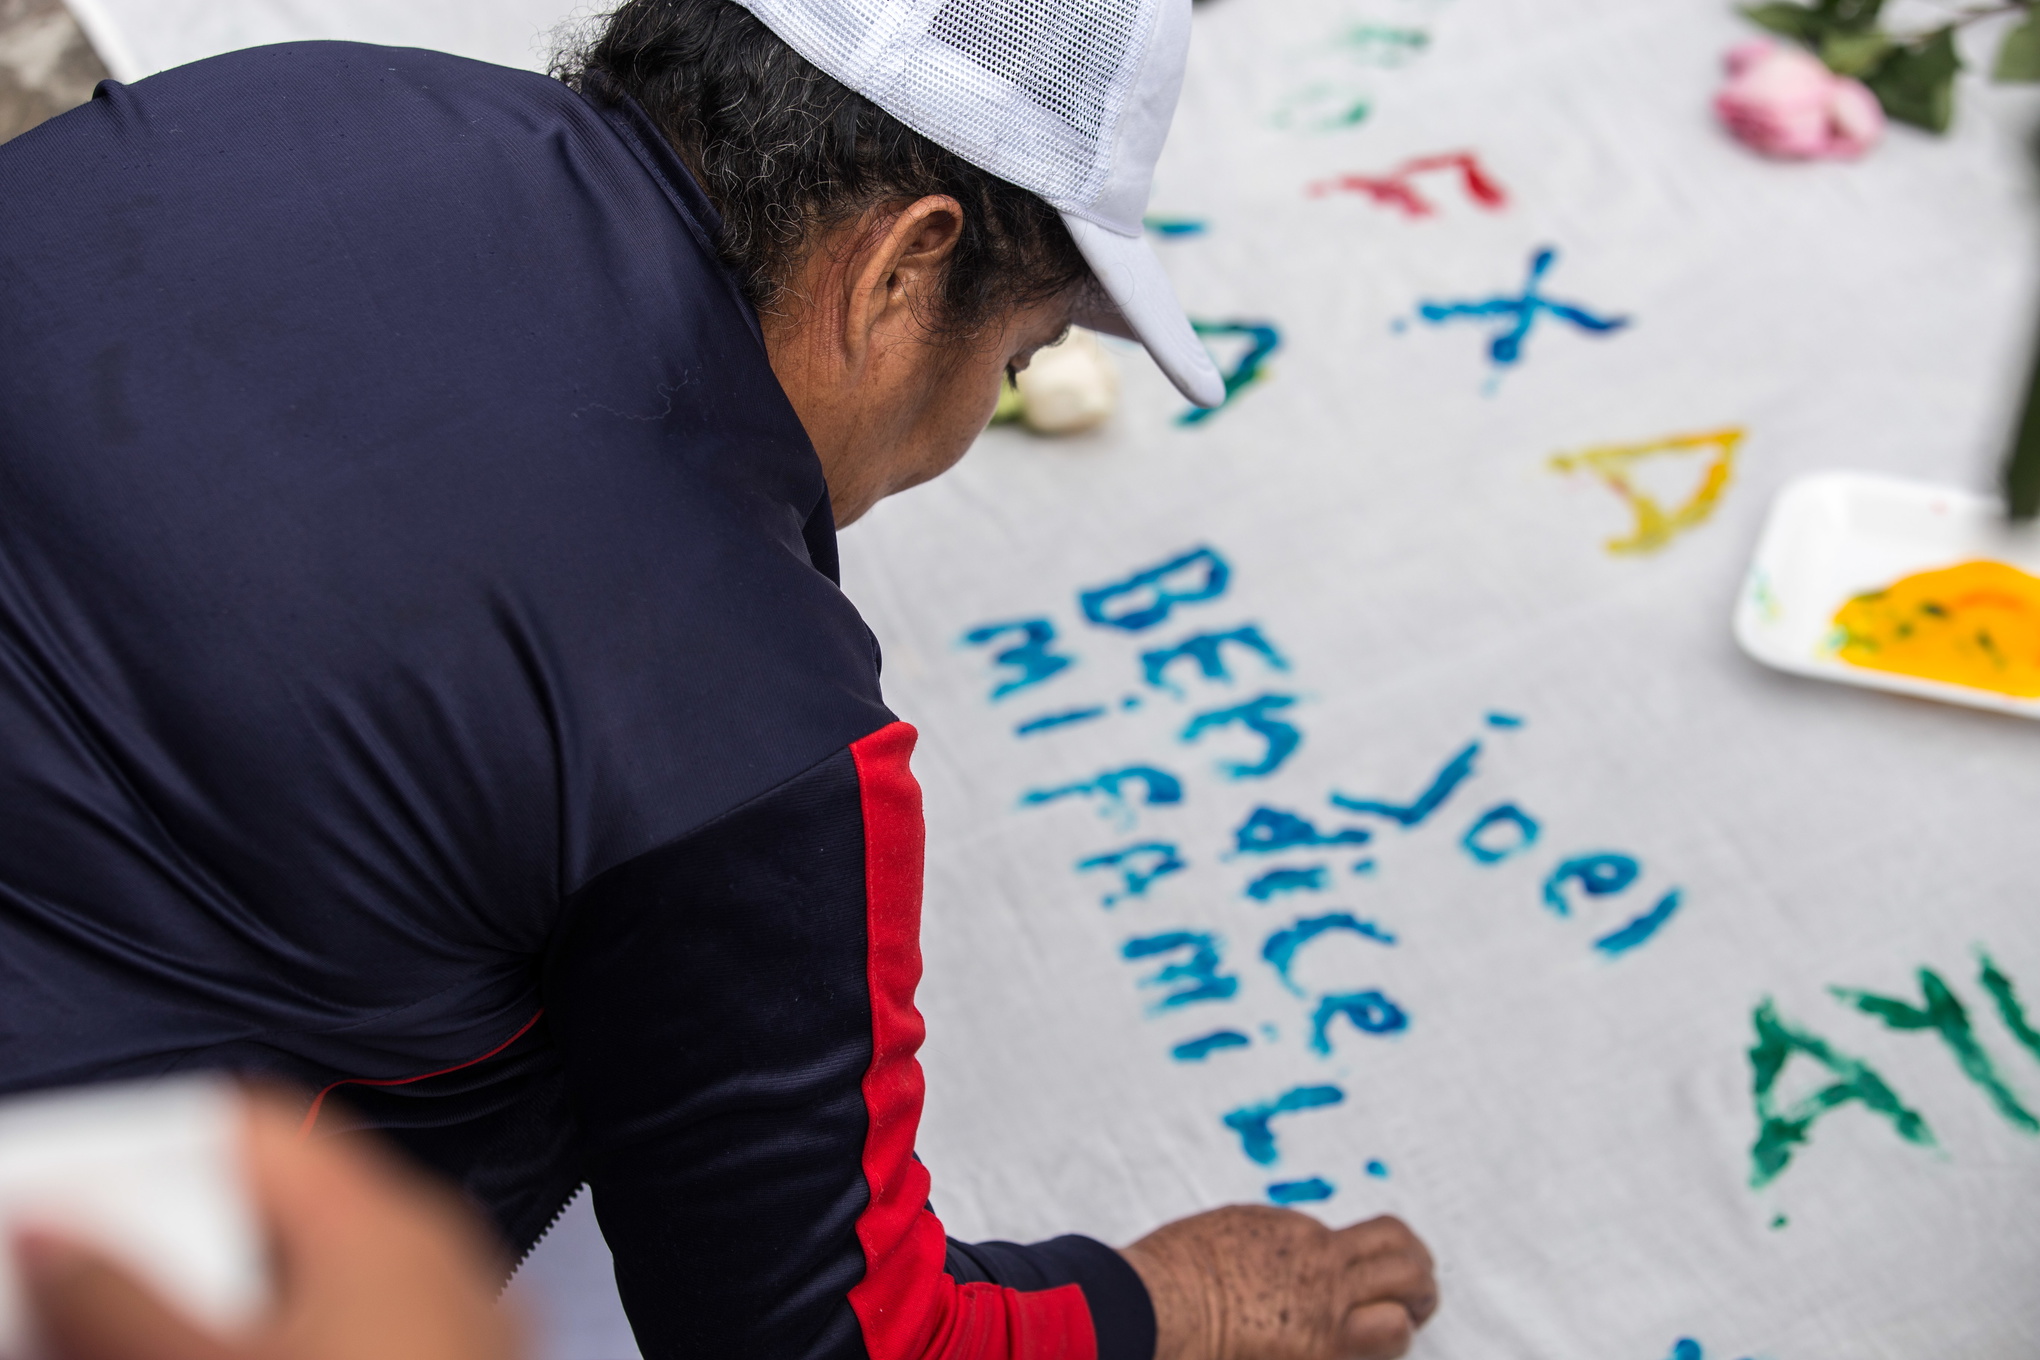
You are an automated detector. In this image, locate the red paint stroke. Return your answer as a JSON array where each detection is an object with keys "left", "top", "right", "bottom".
[{"left": 1307, "top": 151, "right": 1508, "bottom": 218}]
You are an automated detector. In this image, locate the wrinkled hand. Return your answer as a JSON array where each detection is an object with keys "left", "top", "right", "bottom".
[
  {"left": 13, "top": 1092, "right": 522, "bottom": 1360},
  {"left": 1120, "top": 1207, "right": 1437, "bottom": 1360}
]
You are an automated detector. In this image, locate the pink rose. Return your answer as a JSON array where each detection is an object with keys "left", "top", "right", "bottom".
[{"left": 1715, "top": 39, "right": 1885, "bottom": 160}]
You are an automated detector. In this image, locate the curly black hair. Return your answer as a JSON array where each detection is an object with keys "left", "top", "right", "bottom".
[{"left": 556, "top": 0, "right": 1095, "bottom": 337}]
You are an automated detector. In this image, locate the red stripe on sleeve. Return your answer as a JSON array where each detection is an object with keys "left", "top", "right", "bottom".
[{"left": 846, "top": 722, "right": 1096, "bottom": 1360}]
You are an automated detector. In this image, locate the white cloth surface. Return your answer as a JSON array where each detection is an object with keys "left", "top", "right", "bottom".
[
  {"left": 61, "top": 0, "right": 584, "bottom": 81},
  {"left": 69, "top": 0, "right": 2040, "bottom": 1357},
  {"left": 853, "top": 2, "right": 2040, "bottom": 1357}
]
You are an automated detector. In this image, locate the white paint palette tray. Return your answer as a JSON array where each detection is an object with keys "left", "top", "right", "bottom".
[{"left": 1734, "top": 471, "right": 2040, "bottom": 718}]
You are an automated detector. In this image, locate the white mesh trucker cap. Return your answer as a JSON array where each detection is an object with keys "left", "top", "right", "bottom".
[{"left": 731, "top": 0, "right": 1226, "bottom": 407}]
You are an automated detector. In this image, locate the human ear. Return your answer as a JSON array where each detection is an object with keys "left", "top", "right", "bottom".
[{"left": 839, "top": 195, "right": 964, "bottom": 369}]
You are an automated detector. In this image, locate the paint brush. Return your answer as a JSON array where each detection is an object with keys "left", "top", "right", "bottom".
[{"left": 2006, "top": 322, "right": 2040, "bottom": 521}]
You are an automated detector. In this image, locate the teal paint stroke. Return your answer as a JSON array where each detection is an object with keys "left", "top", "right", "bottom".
[
  {"left": 1224, "top": 1084, "right": 1345, "bottom": 1164},
  {"left": 962, "top": 618, "right": 1073, "bottom": 700},
  {"left": 1748, "top": 999, "right": 1934, "bottom": 1188},
  {"left": 1142, "top": 625, "right": 1288, "bottom": 695},
  {"left": 1173, "top": 1029, "right": 1251, "bottom": 1062},
  {"left": 1310, "top": 990, "right": 1409, "bottom": 1054},
  {"left": 1267, "top": 1177, "right": 1335, "bottom": 1204},
  {"left": 1246, "top": 866, "right": 1327, "bottom": 901},
  {"left": 1022, "top": 766, "right": 1183, "bottom": 827},
  {"left": 1979, "top": 951, "right": 2040, "bottom": 1064},
  {"left": 1077, "top": 842, "right": 1186, "bottom": 906},
  {"left": 1663, "top": 1340, "right": 1758, "bottom": 1360},
  {"left": 1180, "top": 321, "right": 1281, "bottom": 425},
  {"left": 1413, "top": 246, "right": 1629, "bottom": 378},
  {"left": 1183, "top": 694, "right": 1302, "bottom": 778},
  {"left": 1015, "top": 707, "right": 1105, "bottom": 737},
  {"left": 1123, "top": 931, "right": 1239, "bottom": 1012},
  {"left": 1594, "top": 888, "right": 1684, "bottom": 956},
  {"left": 1080, "top": 546, "right": 1230, "bottom": 632},
  {"left": 1263, "top": 912, "right": 1397, "bottom": 995},
  {"left": 1460, "top": 802, "right": 1539, "bottom": 865},
  {"left": 1330, "top": 741, "right": 1479, "bottom": 827},
  {"left": 1834, "top": 968, "right": 2039, "bottom": 1133},
  {"left": 1234, "top": 806, "right": 1371, "bottom": 855},
  {"left": 1542, "top": 853, "right": 1638, "bottom": 917}
]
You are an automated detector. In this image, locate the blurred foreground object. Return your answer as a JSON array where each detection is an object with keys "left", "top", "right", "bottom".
[
  {"left": 0, "top": 1078, "right": 266, "bottom": 1356},
  {"left": 1012, "top": 327, "right": 1120, "bottom": 436},
  {"left": 2006, "top": 314, "right": 2040, "bottom": 520},
  {"left": 1715, "top": 39, "right": 1882, "bottom": 158},
  {"left": 0, "top": 0, "right": 106, "bottom": 144},
  {"left": 12, "top": 1087, "right": 523, "bottom": 1360},
  {"left": 1733, "top": 0, "right": 2040, "bottom": 137}
]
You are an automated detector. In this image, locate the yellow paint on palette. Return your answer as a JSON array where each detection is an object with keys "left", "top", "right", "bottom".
[
  {"left": 1549, "top": 427, "right": 1744, "bottom": 555},
  {"left": 1830, "top": 560, "right": 2040, "bottom": 698}
]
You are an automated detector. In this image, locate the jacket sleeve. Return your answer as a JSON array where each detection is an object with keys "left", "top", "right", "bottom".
[{"left": 544, "top": 721, "right": 1156, "bottom": 1360}]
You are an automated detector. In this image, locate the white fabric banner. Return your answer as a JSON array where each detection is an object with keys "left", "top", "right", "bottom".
[
  {"left": 851, "top": 3, "right": 2040, "bottom": 1357},
  {"left": 62, "top": 0, "right": 586, "bottom": 80}
]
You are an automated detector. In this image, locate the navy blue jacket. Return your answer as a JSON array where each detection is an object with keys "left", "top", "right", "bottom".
[{"left": 0, "top": 42, "right": 1152, "bottom": 1360}]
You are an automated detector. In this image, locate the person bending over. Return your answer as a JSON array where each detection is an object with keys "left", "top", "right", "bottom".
[{"left": 0, "top": 0, "right": 1437, "bottom": 1356}]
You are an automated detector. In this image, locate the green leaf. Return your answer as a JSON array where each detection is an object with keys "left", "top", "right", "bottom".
[
  {"left": 1866, "top": 25, "right": 1962, "bottom": 133},
  {"left": 1821, "top": 28, "right": 1893, "bottom": 76},
  {"left": 1996, "top": 13, "right": 2040, "bottom": 82},
  {"left": 1741, "top": 2, "right": 1828, "bottom": 42},
  {"left": 1815, "top": 0, "right": 1886, "bottom": 34}
]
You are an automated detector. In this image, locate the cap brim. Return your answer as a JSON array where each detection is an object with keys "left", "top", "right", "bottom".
[{"left": 1063, "top": 216, "right": 1226, "bottom": 409}]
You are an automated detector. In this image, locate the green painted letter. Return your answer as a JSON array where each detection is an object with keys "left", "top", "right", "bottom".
[
  {"left": 1979, "top": 952, "right": 2040, "bottom": 1065},
  {"left": 1749, "top": 999, "right": 1934, "bottom": 1188},
  {"left": 1833, "top": 968, "right": 2039, "bottom": 1134}
]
